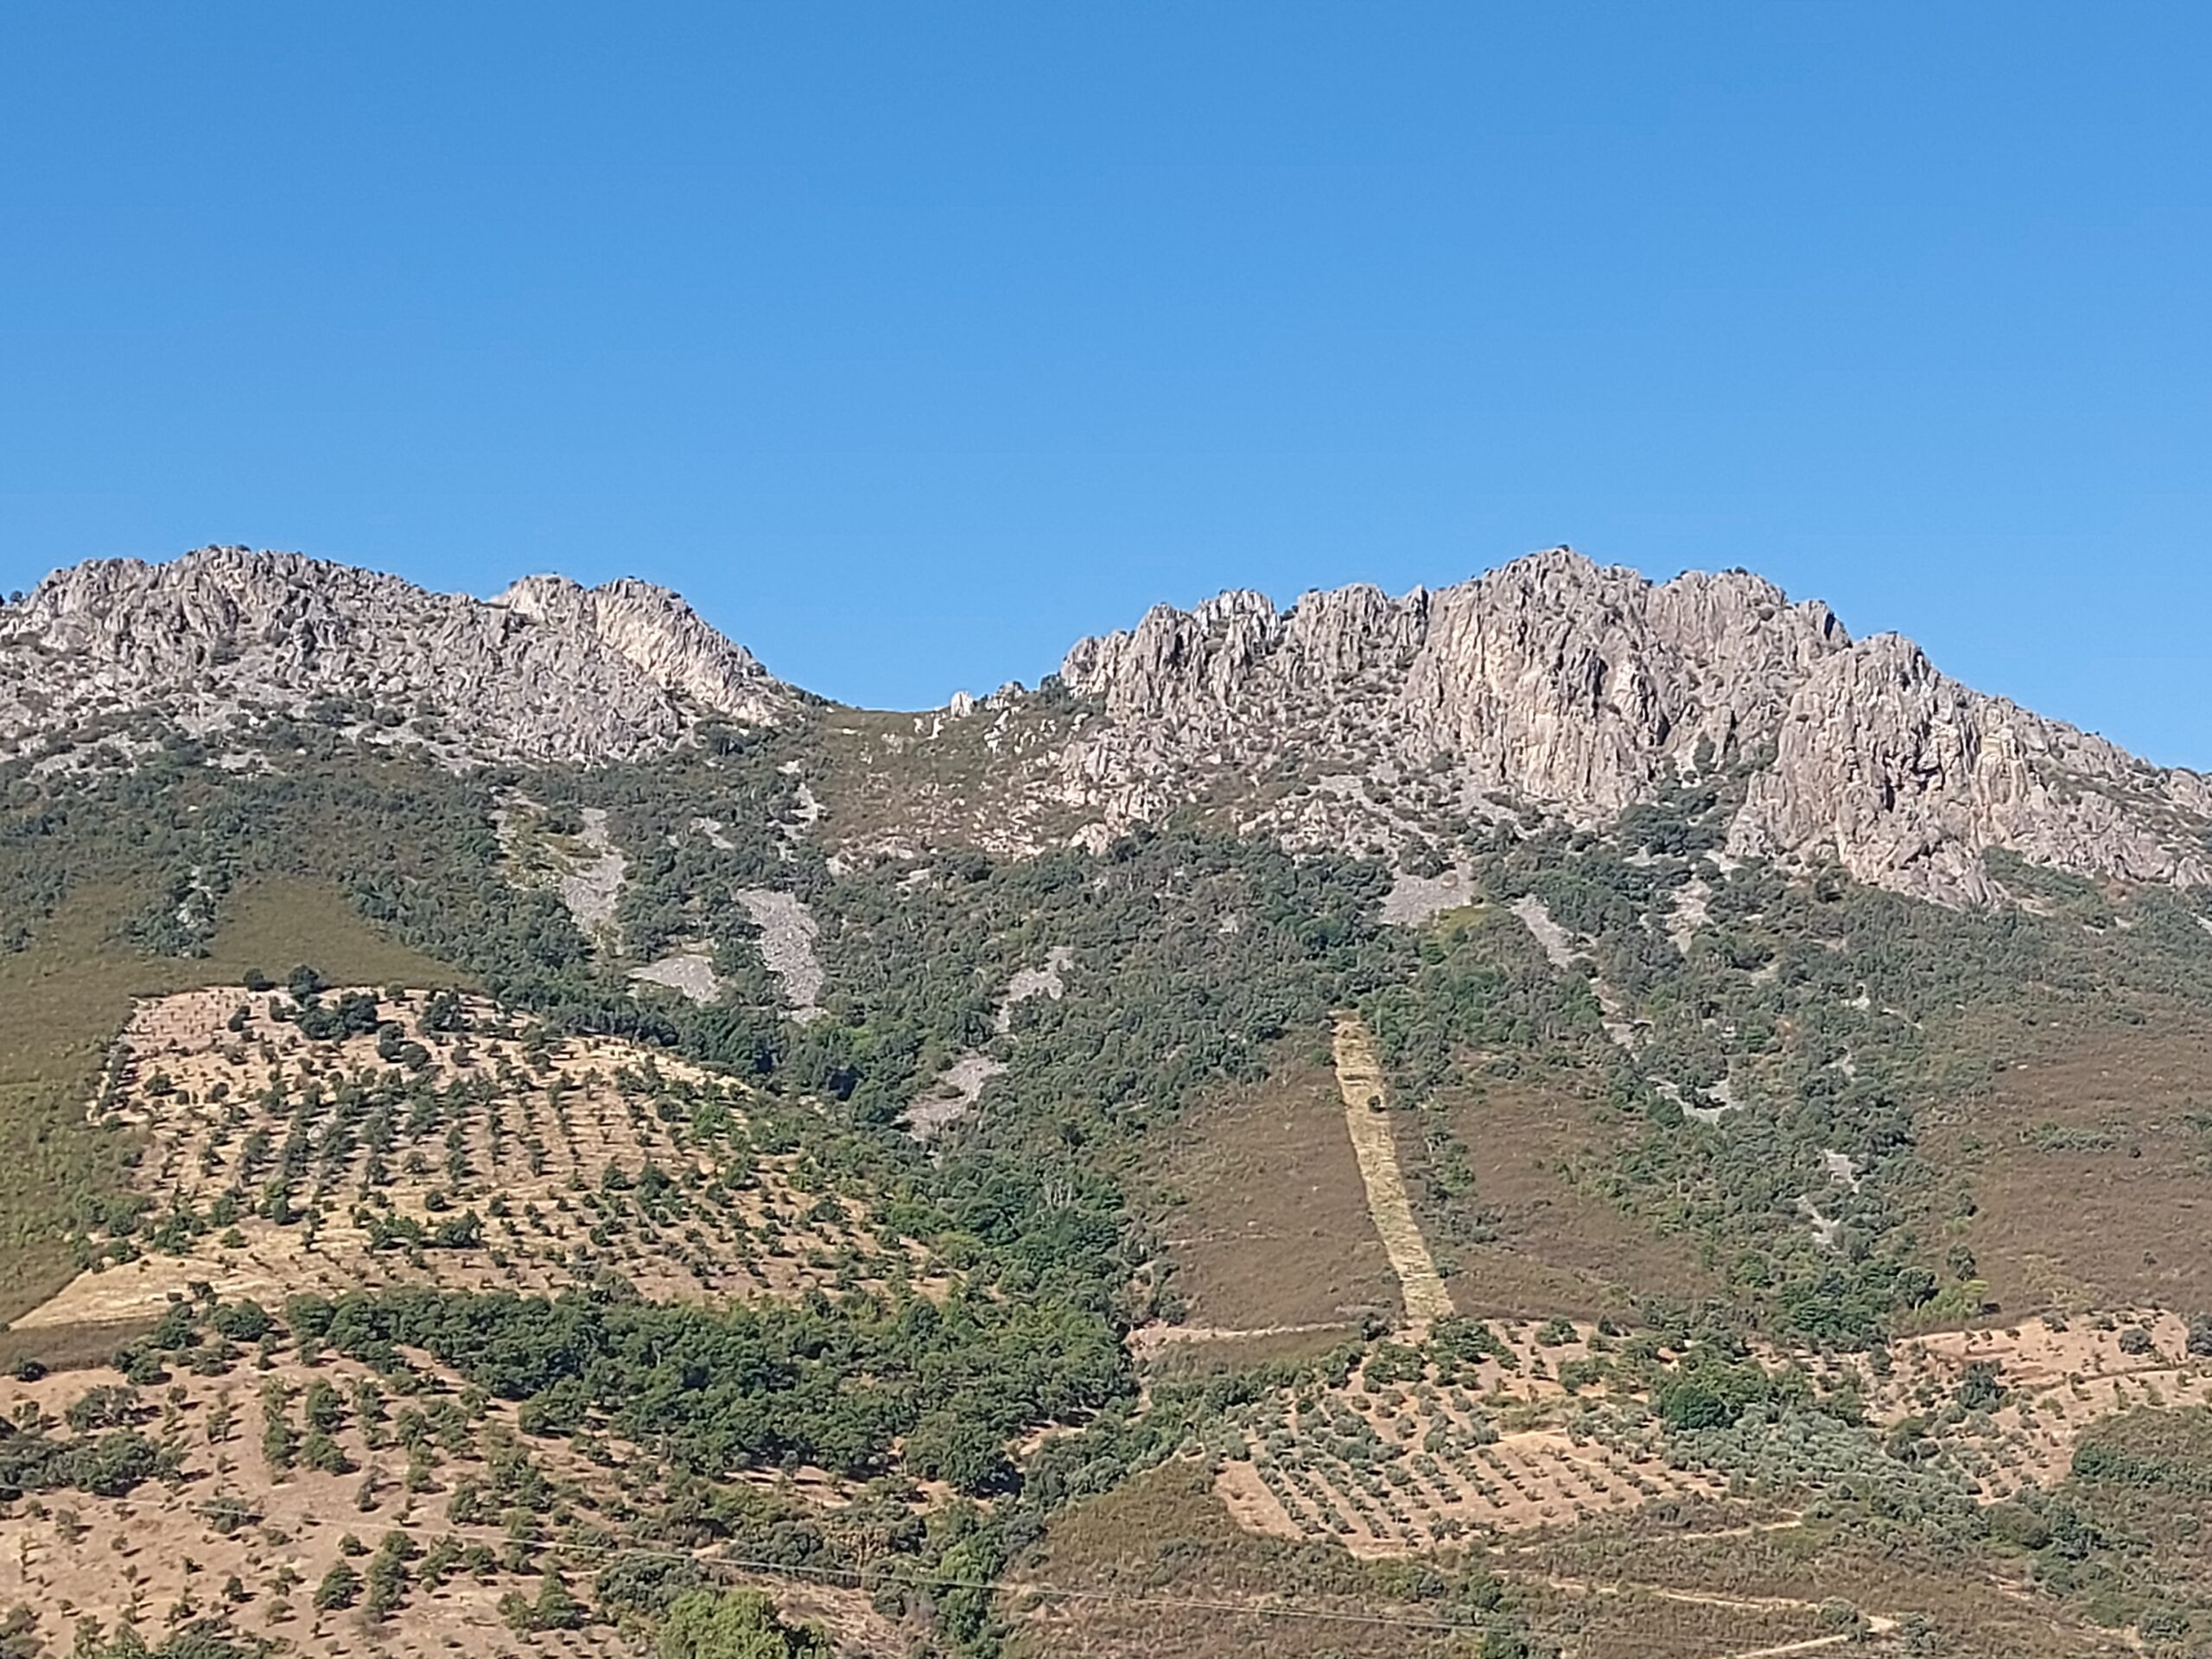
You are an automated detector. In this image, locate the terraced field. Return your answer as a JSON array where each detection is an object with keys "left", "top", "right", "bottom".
[
  {"left": 0, "top": 1332, "right": 905, "bottom": 1657},
  {"left": 1211, "top": 1321, "right": 1728, "bottom": 1554},
  {"left": 16, "top": 986, "right": 925, "bottom": 1333}
]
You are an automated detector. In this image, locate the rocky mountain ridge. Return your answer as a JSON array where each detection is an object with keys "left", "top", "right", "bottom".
[
  {"left": 1052, "top": 548, "right": 2212, "bottom": 903},
  {"left": 4, "top": 543, "right": 2204, "bottom": 905},
  {"left": 0, "top": 545, "right": 794, "bottom": 764}
]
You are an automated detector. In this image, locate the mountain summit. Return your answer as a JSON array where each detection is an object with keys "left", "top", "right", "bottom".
[
  {"left": 3, "top": 543, "right": 2204, "bottom": 903},
  {"left": 0, "top": 545, "right": 794, "bottom": 764},
  {"left": 1052, "top": 549, "right": 2211, "bottom": 902}
]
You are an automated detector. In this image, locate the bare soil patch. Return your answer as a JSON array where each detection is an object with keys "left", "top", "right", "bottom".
[{"left": 1860, "top": 1311, "right": 2212, "bottom": 1499}]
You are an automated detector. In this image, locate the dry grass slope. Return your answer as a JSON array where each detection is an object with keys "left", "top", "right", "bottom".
[{"left": 1141, "top": 1058, "right": 1401, "bottom": 1338}]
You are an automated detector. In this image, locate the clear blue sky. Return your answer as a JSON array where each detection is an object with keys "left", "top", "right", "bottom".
[{"left": 4, "top": 7, "right": 2209, "bottom": 760}]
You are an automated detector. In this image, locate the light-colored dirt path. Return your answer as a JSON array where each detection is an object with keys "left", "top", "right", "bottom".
[
  {"left": 1541, "top": 1575, "right": 1902, "bottom": 1653},
  {"left": 1504, "top": 1516, "right": 1808, "bottom": 1554},
  {"left": 1330, "top": 1013, "right": 1453, "bottom": 1328},
  {"left": 1710, "top": 1637, "right": 1850, "bottom": 1659},
  {"left": 1128, "top": 1320, "right": 1351, "bottom": 1356},
  {"left": 1541, "top": 1576, "right": 1821, "bottom": 1615}
]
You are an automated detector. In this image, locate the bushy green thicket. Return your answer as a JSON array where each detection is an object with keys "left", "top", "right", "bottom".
[
  {"left": 654, "top": 1588, "right": 831, "bottom": 1658},
  {"left": 0, "top": 1416, "right": 175, "bottom": 1499},
  {"left": 306, "top": 1281, "right": 1126, "bottom": 1496}
]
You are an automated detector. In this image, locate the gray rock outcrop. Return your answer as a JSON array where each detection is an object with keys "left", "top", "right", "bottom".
[
  {"left": 10, "top": 542, "right": 2205, "bottom": 907},
  {"left": 0, "top": 545, "right": 792, "bottom": 764},
  {"left": 1732, "top": 632, "right": 2212, "bottom": 901},
  {"left": 1055, "top": 548, "right": 2212, "bottom": 902}
]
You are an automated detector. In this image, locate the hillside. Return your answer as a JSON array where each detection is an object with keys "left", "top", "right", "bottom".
[{"left": 2, "top": 544, "right": 2211, "bottom": 1657}]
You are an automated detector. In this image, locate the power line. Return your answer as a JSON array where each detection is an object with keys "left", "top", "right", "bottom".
[
  {"left": 525, "top": 1535, "right": 1518, "bottom": 1634},
  {"left": 177, "top": 1497, "right": 1887, "bottom": 1644}
]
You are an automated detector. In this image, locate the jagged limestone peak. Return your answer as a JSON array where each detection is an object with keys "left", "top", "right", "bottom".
[
  {"left": 1, "top": 545, "right": 794, "bottom": 765},
  {"left": 1053, "top": 548, "right": 2208, "bottom": 903}
]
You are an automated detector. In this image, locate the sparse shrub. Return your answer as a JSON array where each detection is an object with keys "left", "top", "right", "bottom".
[{"left": 314, "top": 1560, "right": 360, "bottom": 1611}]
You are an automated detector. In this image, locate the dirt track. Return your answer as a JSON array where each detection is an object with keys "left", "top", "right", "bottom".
[{"left": 1330, "top": 1013, "right": 1453, "bottom": 1328}]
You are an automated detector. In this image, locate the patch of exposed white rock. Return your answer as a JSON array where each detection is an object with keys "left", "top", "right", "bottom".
[
  {"left": 628, "top": 948, "right": 722, "bottom": 1006},
  {"left": 1510, "top": 895, "right": 1640, "bottom": 1050},
  {"left": 905, "top": 947, "right": 1077, "bottom": 1141},
  {"left": 994, "top": 945, "right": 1073, "bottom": 1033},
  {"left": 1378, "top": 867, "right": 1479, "bottom": 926},
  {"left": 558, "top": 808, "right": 628, "bottom": 942},
  {"left": 734, "top": 889, "right": 825, "bottom": 1021},
  {"left": 495, "top": 798, "right": 631, "bottom": 949}
]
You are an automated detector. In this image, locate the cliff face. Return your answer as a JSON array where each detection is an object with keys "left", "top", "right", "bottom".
[
  {"left": 1733, "top": 633, "right": 2212, "bottom": 900},
  {"left": 1056, "top": 549, "right": 2211, "bottom": 902},
  {"left": 1061, "top": 550, "right": 1844, "bottom": 806},
  {"left": 0, "top": 547, "right": 793, "bottom": 764}
]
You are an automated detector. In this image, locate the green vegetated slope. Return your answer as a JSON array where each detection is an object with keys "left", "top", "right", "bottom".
[{"left": 3, "top": 719, "right": 2212, "bottom": 1656}]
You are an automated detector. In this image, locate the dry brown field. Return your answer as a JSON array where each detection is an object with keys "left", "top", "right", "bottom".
[
  {"left": 1141, "top": 1058, "right": 1403, "bottom": 1338},
  {"left": 1430, "top": 1072, "right": 1718, "bottom": 1323},
  {"left": 1924, "top": 1010, "right": 2212, "bottom": 1316},
  {"left": 1001, "top": 1461, "right": 1490, "bottom": 1659}
]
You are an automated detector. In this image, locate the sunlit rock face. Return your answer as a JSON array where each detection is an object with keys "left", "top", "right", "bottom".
[
  {"left": 1, "top": 545, "right": 795, "bottom": 764},
  {"left": 1057, "top": 548, "right": 2210, "bottom": 902}
]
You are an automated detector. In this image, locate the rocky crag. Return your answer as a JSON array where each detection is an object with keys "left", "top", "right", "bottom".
[
  {"left": 7, "top": 543, "right": 2206, "bottom": 905},
  {"left": 0, "top": 545, "right": 794, "bottom": 765},
  {"left": 1052, "top": 548, "right": 2212, "bottom": 903}
]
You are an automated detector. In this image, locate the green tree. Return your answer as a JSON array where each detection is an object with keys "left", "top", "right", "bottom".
[
  {"left": 657, "top": 1589, "right": 830, "bottom": 1659},
  {"left": 314, "top": 1560, "right": 361, "bottom": 1611},
  {"left": 532, "top": 1566, "right": 584, "bottom": 1631}
]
